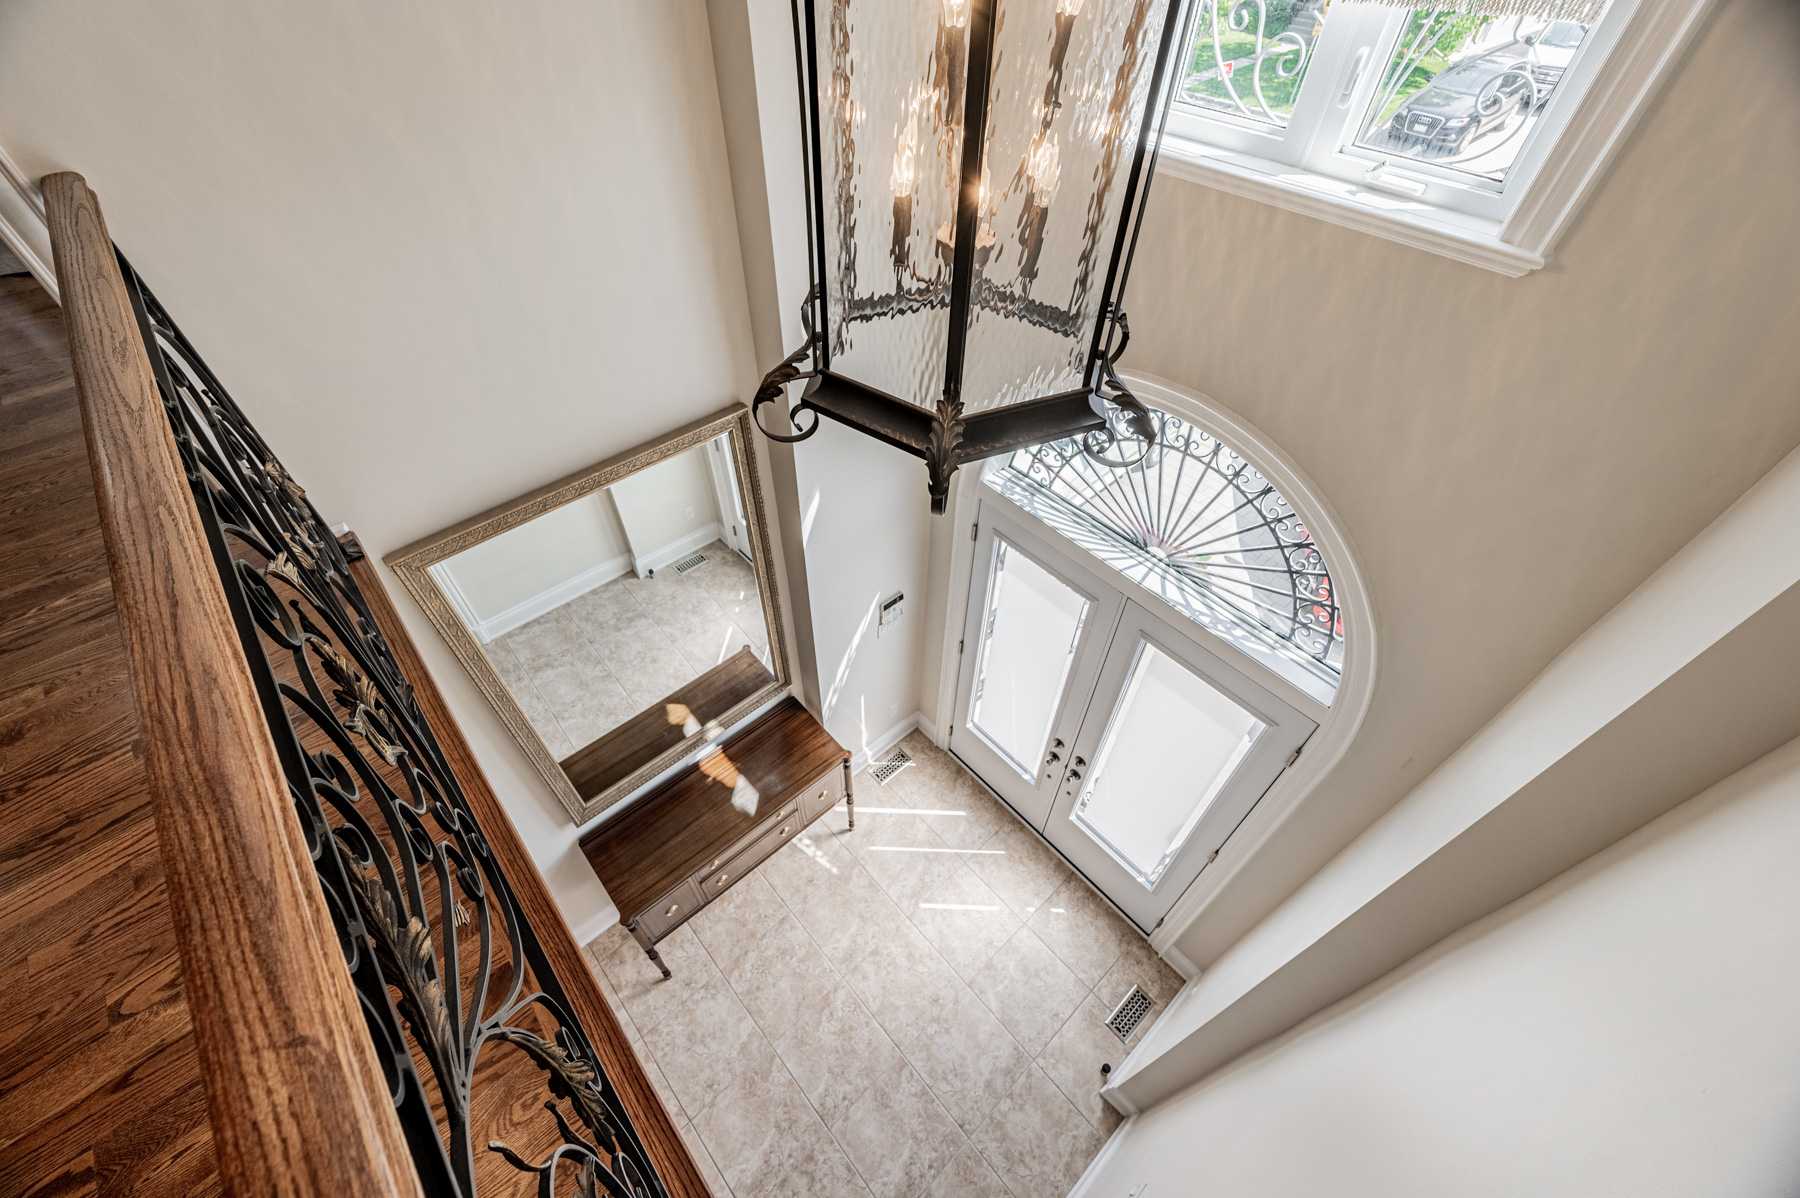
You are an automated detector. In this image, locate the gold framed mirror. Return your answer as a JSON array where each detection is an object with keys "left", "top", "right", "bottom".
[{"left": 388, "top": 405, "right": 788, "bottom": 824}]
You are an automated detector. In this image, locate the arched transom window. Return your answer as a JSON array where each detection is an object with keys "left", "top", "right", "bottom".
[{"left": 994, "top": 407, "right": 1343, "bottom": 702}]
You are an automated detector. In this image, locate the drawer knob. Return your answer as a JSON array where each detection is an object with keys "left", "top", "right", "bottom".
[
  {"left": 665, "top": 904, "right": 680, "bottom": 917},
  {"left": 780, "top": 825, "right": 791, "bottom": 836}
]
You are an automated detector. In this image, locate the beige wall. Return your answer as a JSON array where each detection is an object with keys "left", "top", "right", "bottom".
[
  {"left": 1121, "top": 0, "right": 1800, "bottom": 964},
  {"left": 0, "top": 0, "right": 757, "bottom": 931},
  {"left": 441, "top": 490, "right": 628, "bottom": 625},
  {"left": 607, "top": 441, "right": 722, "bottom": 569},
  {"left": 1079, "top": 733, "right": 1800, "bottom": 1198},
  {"left": 792, "top": 418, "right": 933, "bottom": 762}
]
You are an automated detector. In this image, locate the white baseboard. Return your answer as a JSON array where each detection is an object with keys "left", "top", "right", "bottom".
[
  {"left": 0, "top": 145, "right": 55, "bottom": 302},
  {"left": 915, "top": 713, "right": 940, "bottom": 745},
  {"left": 1066, "top": 1113, "right": 1136, "bottom": 1198},
  {"left": 633, "top": 523, "right": 722, "bottom": 579},
  {"left": 430, "top": 553, "right": 633, "bottom": 645},
  {"left": 428, "top": 561, "right": 491, "bottom": 643},
  {"left": 1160, "top": 941, "right": 1201, "bottom": 982},
  {"left": 851, "top": 711, "right": 921, "bottom": 776},
  {"left": 569, "top": 902, "right": 623, "bottom": 952},
  {"left": 481, "top": 554, "right": 632, "bottom": 642}
]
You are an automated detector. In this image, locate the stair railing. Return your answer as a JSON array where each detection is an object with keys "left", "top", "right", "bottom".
[{"left": 43, "top": 171, "right": 703, "bottom": 1198}]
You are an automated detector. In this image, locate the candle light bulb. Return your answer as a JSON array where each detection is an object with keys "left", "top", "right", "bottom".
[
  {"left": 891, "top": 120, "right": 918, "bottom": 197},
  {"left": 1028, "top": 135, "right": 1061, "bottom": 204},
  {"left": 942, "top": 0, "right": 971, "bottom": 28}
]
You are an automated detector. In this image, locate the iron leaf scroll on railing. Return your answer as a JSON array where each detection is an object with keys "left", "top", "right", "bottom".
[{"left": 107, "top": 248, "right": 668, "bottom": 1198}]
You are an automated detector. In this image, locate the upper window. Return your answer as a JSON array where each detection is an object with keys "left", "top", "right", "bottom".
[
  {"left": 989, "top": 407, "right": 1343, "bottom": 705},
  {"left": 1156, "top": 0, "right": 1704, "bottom": 273}
]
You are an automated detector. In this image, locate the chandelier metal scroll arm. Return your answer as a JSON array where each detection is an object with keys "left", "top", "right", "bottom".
[
  {"left": 1083, "top": 306, "right": 1158, "bottom": 470},
  {"left": 751, "top": 288, "right": 826, "bottom": 445}
]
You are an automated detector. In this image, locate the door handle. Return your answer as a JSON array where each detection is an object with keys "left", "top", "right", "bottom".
[
  {"left": 1045, "top": 751, "right": 1061, "bottom": 765},
  {"left": 1073, "top": 756, "right": 1085, "bottom": 767}
]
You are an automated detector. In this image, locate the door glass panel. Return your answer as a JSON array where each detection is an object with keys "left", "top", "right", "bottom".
[
  {"left": 1072, "top": 641, "right": 1264, "bottom": 889},
  {"left": 1352, "top": 10, "right": 1599, "bottom": 184},
  {"left": 968, "top": 539, "right": 1090, "bottom": 782}
]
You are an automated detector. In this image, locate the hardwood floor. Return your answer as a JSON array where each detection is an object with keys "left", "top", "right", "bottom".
[{"left": 0, "top": 274, "right": 220, "bottom": 1198}]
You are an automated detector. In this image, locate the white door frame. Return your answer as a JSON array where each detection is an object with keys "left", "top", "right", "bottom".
[
  {"left": 951, "top": 503, "right": 1126, "bottom": 829},
  {"left": 706, "top": 434, "right": 753, "bottom": 560},
  {"left": 928, "top": 373, "right": 1379, "bottom": 975},
  {"left": 1039, "top": 599, "right": 1317, "bottom": 932}
]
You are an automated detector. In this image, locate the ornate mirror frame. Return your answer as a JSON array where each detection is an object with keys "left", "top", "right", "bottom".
[{"left": 388, "top": 405, "right": 790, "bottom": 825}]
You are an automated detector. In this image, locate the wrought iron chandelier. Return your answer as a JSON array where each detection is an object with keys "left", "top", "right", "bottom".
[{"left": 754, "top": 0, "right": 1193, "bottom": 512}]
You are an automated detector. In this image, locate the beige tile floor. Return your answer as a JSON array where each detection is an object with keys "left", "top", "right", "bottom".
[
  {"left": 583, "top": 732, "right": 1182, "bottom": 1198},
  {"left": 483, "top": 541, "right": 771, "bottom": 759}
]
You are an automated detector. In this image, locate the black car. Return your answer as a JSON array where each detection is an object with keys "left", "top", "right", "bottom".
[{"left": 1383, "top": 55, "right": 1534, "bottom": 157}]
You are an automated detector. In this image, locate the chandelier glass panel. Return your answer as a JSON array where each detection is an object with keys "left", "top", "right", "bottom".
[{"left": 755, "top": 0, "right": 1193, "bottom": 511}]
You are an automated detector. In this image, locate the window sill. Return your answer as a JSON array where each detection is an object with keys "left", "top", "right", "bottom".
[
  {"left": 1152, "top": 0, "right": 1717, "bottom": 279},
  {"left": 1155, "top": 135, "right": 1545, "bottom": 277}
]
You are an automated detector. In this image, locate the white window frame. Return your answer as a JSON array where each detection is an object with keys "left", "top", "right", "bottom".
[{"left": 1155, "top": 0, "right": 1716, "bottom": 275}]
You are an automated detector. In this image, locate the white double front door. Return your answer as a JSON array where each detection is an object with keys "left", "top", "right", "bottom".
[{"left": 950, "top": 502, "right": 1315, "bottom": 933}]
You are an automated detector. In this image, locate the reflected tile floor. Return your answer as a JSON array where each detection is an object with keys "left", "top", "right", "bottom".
[
  {"left": 583, "top": 732, "right": 1182, "bottom": 1198},
  {"left": 486, "top": 541, "right": 769, "bottom": 759}
]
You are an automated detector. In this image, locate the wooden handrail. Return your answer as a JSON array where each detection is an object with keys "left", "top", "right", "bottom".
[{"left": 43, "top": 171, "right": 423, "bottom": 1198}]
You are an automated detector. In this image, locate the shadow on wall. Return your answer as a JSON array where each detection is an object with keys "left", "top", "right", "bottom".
[{"left": 823, "top": 592, "right": 879, "bottom": 725}]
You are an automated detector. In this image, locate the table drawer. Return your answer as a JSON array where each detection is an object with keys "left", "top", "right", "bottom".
[
  {"left": 633, "top": 878, "right": 702, "bottom": 943},
  {"left": 698, "top": 804, "right": 803, "bottom": 898},
  {"left": 799, "top": 763, "right": 846, "bottom": 823}
]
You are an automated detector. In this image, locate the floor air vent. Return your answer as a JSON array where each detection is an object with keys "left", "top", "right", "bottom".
[
  {"left": 672, "top": 552, "right": 707, "bottom": 573},
  {"left": 869, "top": 747, "right": 912, "bottom": 784},
  {"left": 1105, "top": 985, "right": 1153, "bottom": 1043}
]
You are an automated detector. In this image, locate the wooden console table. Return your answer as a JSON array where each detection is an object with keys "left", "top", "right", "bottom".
[{"left": 581, "top": 697, "right": 851, "bottom": 977}]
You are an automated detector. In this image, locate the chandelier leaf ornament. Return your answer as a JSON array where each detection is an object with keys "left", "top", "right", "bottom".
[{"left": 753, "top": 0, "right": 1199, "bottom": 512}]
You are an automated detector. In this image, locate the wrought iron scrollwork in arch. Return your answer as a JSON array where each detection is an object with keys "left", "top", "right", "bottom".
[
  {"left": 1011, "top": 406, "right": 1342, "bottom": 675},
  {"left": 115, "top": 253, "right": 667, "bottom": 1198}
]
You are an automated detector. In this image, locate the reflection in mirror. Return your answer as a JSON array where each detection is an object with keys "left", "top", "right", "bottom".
[{"left": 419, "top": 427, "right": 778, "bottom": 812}]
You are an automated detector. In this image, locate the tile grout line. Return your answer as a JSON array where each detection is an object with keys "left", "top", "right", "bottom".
[
  {"left": 490, "top": 636, "right": 583, "bottom": 756},
  {"left": 835, "top": 772, "right": 1047, "bottom": 1195},
  {"left": 582, "top": 939, "right": 700, "bottom": 1136},
  {"left": 884, "top": 760, "right": 1125, "bottom": 1186},
  {"left": 685, "top": 894, "right": 877, "bottom": 1198},
  {"left": 750, "top": 843, "right": 895, "bottom": 1197},
  {"left": 759, "top": 805, "right": 982, "bottom": 1198},
  {"left": 561, "top": 603, "right": 641, "bottom": 727},
  {"left": 593, "top": 740, "right": 1147, "bottom": 1196}
]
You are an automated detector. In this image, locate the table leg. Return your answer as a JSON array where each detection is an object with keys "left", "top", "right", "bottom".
[
  {"left": 630, "top": 920, "right": 671, "bottom": 980},
  {"left": 844, "top": 759, "right": 855, "bottom": 831}
]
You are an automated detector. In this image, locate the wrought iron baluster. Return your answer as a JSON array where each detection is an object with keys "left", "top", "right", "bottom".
[{"left": 114, "top": 252, "right": 667, "bottom": 1198}]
